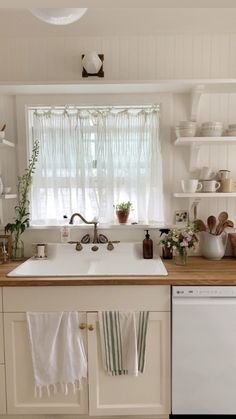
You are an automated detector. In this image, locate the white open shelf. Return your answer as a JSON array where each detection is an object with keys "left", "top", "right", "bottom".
[
  {"left": 0, "top": 139, "right": 15, "bottom": 148},
  {"left": 0, "top": 194, "right": 17, "bottom": 199},
  {"left": 174, "top": 192, "right": 236, "bottom": 198},
  {"left": 1, "top": 78, "right": 236, "bottom": 95},
  {"left": 174, "top": 136, "right": 236, "bottom": 146}
]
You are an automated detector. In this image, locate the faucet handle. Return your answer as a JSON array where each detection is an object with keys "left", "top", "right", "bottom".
[
  {"left": 107, "top": 240, "right": 120, "bottom": 251},
  {"left": 76, "top": 242, "right": 83, "bottom": 251},
  {"left": 107, "top": 241, "right": 114, "bottom": 251}
]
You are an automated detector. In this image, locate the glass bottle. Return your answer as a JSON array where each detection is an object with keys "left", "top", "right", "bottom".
[{"left": 12, "top": 237, "right": 24, "bottom": 260}]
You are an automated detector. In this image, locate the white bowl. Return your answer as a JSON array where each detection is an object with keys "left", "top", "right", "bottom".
[
  {"left": 177, "top": 121, "right": 197, "bottom": 127},
  {"left": 202, "top": 121, "right": 223, "bottom": 127},
  {"left": 175, "top": 128, "right": 197, "bottom": 137},
  {"left": 201, "top": 128, "right": 223, "bottom": 137}
]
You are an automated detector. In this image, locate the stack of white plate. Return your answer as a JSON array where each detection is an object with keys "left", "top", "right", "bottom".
[
  {"left": 201, "top": 121, "right": 223, "bottom": 137},
  {"left": 226, "top": 124, "right": 236, "bottom": 136},
  {"left": 175, "top": 121, "right": 197, "bottom": 137}
]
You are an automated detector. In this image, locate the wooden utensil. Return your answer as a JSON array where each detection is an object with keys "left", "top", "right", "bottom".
[
  {"left": 215, "top": 211, "right": 228, "bottom": 235},
  {"left": 223, "top": 220, "right": 234, "bottom": 229},
  {"left": 207, "top": 215, "right": 216, "bottom": 234}
]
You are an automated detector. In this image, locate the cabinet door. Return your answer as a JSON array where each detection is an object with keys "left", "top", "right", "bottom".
[
  {"left": 0, "top": 313, "right": 4, "bottom": 364},
  {"left": 4, "top": 312, "right": 88, "bottom": 415},
  {"left": 88, "top": 311, "right": 170, "bottom": 416},
  {"left": 0, "top": 365, "right": 6, "bottom": 414}
]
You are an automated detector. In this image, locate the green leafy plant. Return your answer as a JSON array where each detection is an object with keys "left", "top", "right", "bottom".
[
  {"left": 5, "top": 140, "right": 39, "bottom": 258},
  {"left": 115, "top": 201, "right": 133, "bottom": 212}
]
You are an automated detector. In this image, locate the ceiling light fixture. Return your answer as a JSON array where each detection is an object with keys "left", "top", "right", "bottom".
[{"left": 30, "top": 8, "right": 88, "bottom": 25}]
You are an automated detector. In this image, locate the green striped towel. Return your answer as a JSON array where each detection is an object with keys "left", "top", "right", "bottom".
[{"left": 98, "top": 311, "right": 149, "bottom": 376}]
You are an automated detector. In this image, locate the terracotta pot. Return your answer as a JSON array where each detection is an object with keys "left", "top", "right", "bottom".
[{"left": 116, "top": 210, "right": 130, "bottom": 224}]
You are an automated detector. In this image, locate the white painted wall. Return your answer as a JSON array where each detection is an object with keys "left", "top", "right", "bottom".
[
  {"left": 0, "top": 33, "right": 235, "bottom": 81},
  {"left": 0, "top": 22, "right": 236, "bottom": 255}
]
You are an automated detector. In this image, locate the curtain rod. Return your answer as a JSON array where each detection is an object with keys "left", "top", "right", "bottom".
[{"left": 28, "top": 104, "right": 160, "bottom": 111}]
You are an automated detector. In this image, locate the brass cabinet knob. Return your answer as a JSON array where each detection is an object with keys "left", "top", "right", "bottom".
[
  {"left": 88, "top": 324, "right": 94, "bottom": 331},
  {"left": 79, "top": 322, "right": 87, "bottom": 330}
]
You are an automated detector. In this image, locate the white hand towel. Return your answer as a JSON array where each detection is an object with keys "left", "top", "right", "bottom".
[
  {"left": 98, "top": 311, "right": 149, "bottom": 376},
  {"left": 26, "top": 311, "right": 87, "bottom": 397}
]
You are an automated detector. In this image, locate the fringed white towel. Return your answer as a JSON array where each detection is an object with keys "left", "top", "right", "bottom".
[
  {"left": 98, "top": 311, "right": 149, "bottom": 376},
  {"left": 26, "top": 311, "right": 87, "bottom": 397}
]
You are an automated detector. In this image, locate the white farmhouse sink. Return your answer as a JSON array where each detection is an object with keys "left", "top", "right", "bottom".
[{"left": 7, "top": 242, "right": 168, "bottom": 277}]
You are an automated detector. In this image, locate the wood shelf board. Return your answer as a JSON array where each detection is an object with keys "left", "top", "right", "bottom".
[
  {"left": 1, "top": 79, "right": 236, "bottom": 95},
  {"left": 174, "top": 136, "right": 236, "bottom": 146},
  {"left": 174, "top": 192, "right": 236, "bottom": 198}
]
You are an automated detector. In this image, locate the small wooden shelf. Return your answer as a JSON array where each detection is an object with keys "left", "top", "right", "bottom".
[
  {"left": 0, "top": 194, "right": 17, "bottom": 199},
  {"left": 0, "top": 139, "right": 15, "bottom": 148},
  {"left": 174, "top": 192, "right": 236, "bottom": 198},
  {"left": 174, "top": 136, "right": 236, "bottom": 146}
]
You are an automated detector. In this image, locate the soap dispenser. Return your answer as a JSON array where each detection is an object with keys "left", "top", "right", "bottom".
[{"left": 143, "top": 230, "right": 153, "bottom": 259}]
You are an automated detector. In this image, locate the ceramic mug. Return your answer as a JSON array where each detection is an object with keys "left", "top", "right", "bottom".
[
  {"left": 181, "top": 179, "right": 203, "bottom": 193},
  {"left": 202, "top": 180, "right": 220, "bottom": 192}
]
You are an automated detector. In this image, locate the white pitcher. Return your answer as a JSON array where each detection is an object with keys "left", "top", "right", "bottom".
[{"left": 200, "top": 231, "right": 227, "bottom": 260}]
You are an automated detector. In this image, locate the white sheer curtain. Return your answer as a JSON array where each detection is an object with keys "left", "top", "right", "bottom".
[{"left": 30, "top": 106, "right": 163, "bottom": 225}]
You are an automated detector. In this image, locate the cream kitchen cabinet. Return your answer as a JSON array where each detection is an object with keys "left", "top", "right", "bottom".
[
  {"left": 0, "top": 365, "right": 6, "bottom": 415},
  {"left": 4, "top": 311, "right": 88, "bottom": 415},
  {"left": 3, "top": 285, "right": 170, "bottom": 417},
  {"left": 88, "top": 311, "right": 170, "bottom": 416},
  {"left": 0, "top": 287, "right": 6, "bottom": 415}
]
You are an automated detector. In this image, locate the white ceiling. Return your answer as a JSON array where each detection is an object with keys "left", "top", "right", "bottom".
[{"left": 0, "top": 8, "right": 236, "bottom": 37}]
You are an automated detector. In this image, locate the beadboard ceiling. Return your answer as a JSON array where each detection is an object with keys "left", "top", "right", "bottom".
[{"left": 0, "top": 7, "right": 236, "bottom": 37}]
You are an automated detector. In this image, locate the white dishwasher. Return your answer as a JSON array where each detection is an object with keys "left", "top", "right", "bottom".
[{"left": 172, "top": 286, "right": 236, "bottom": 416}]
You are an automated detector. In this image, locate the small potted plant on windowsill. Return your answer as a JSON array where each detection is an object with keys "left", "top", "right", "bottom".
[{"left": 115, "top": 201, "right": 133, "bottom": 224}]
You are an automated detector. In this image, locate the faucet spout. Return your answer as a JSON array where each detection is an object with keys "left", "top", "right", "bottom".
[{"left": 69, "top": 213, "right": 99, "bottom": 243}]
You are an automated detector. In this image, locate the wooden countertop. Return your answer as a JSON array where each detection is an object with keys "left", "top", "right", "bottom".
[{"left": 0, "top": 257, "right": 236, "bottom": 286}]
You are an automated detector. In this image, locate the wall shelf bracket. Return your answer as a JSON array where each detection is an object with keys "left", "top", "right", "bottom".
[
  {"left": 189, "top": 143, "right": 201, "bottom": 171},
  {"left": 190, "top": 84, "right": 205, "bottom": 121}
]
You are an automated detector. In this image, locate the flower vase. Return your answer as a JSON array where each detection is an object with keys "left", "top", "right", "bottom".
[
  {"left": 175, "top": 248, "right": 187, "bottom": 265},
  {"left": 12, "top": 237, "right": 24, "bottom": 260}
]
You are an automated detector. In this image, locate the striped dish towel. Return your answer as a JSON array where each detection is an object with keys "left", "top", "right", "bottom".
[{"left": 98, "top": 311, "right": 149, "bottom": 376}]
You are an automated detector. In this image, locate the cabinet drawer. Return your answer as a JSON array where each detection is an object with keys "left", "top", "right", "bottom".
[
  {"left": 0, "top": 365, "right": 6, "bottom": 414},
  {"left": 3, "top": 285, "right": 170, "bottom": 312},
  {"left": 0, "top": 314, "right": 4, "bottom": 363}
]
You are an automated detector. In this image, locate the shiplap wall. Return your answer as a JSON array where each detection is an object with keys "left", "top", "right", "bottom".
[
  {"left": 1, "top": 32, "right": 236, "bottom": 253},
  {"left": 0, "top": 34, "right": 235, "bottom": 81}
]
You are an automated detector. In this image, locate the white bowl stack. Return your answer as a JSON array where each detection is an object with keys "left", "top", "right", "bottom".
[
  {"left": 226, "top": 124, "right": 236, "bottom": 136},
  {"left": 201, "top": 121, "right": 223, "bottom": 137},
  {"left": 175, "top": 121, "right": 197, "bottom": 138}
]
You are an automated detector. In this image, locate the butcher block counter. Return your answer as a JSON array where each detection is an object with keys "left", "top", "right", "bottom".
[{"left": 0, "top": 256, "right": 236, "bottom": 286}]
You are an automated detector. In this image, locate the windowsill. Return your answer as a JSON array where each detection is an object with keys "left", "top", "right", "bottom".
[{"left": 27, "top": 222, "right": 167, "bottom": 230}]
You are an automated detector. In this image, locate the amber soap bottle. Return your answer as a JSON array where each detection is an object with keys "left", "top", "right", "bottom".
[{"left": 143, "top": 230, "right": 153, "bottom": 259}]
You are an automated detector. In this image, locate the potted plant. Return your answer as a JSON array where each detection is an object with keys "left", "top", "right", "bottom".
[
  {"left": 5, "top": 140, "right": 39, "bottom": 260},
  {"left": 115, "top": 201, "right": 133, "bottom": 224}
]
